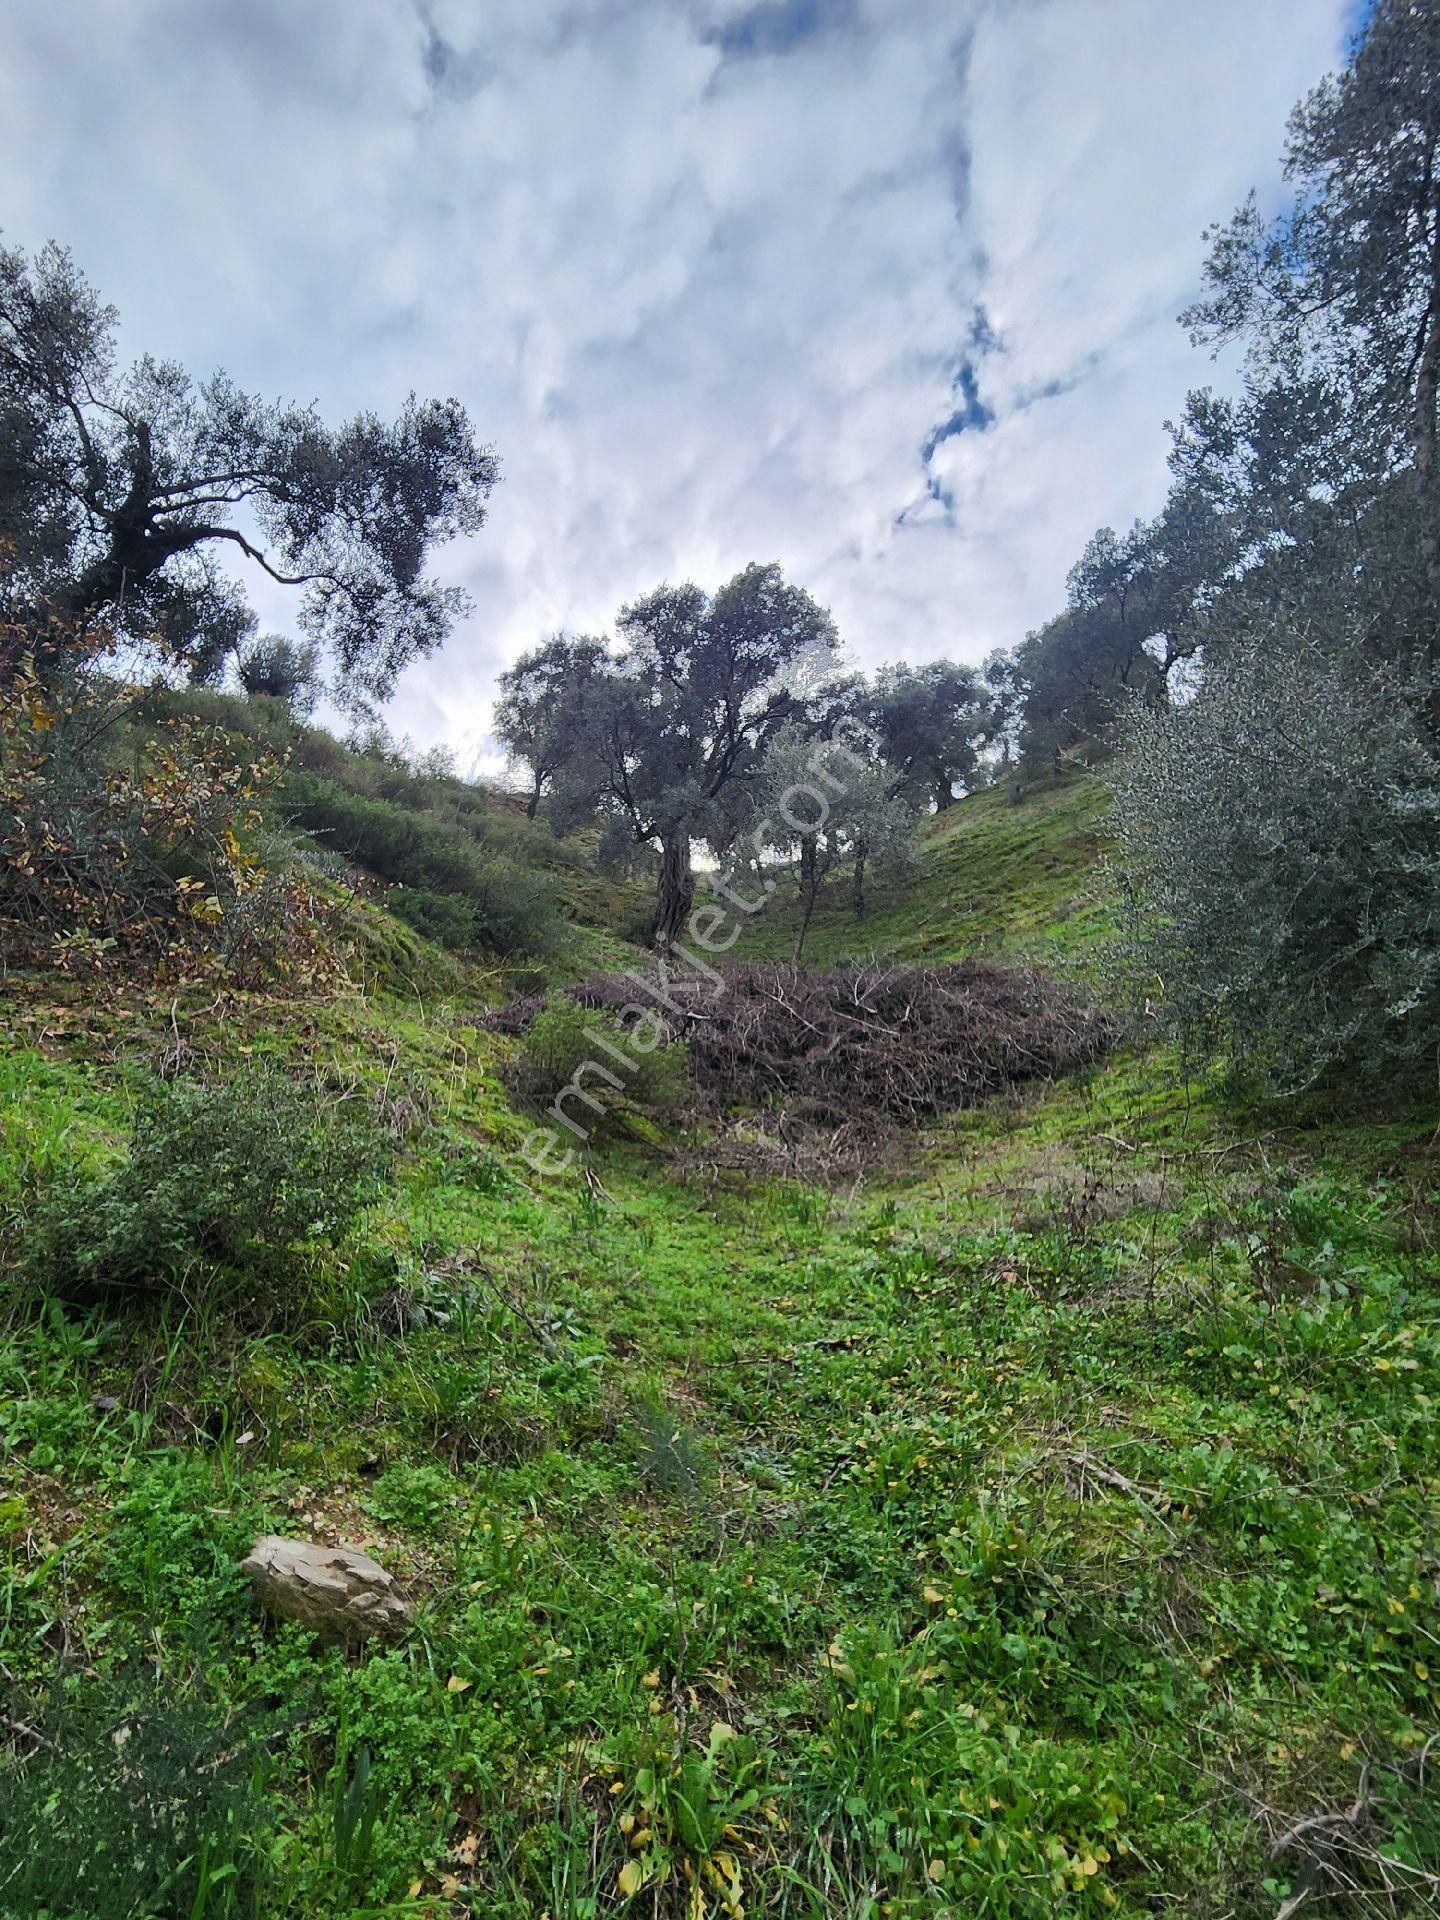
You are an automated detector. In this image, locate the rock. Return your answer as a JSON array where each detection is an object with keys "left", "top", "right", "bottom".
[{"left": 241, "top": 1534, "right": 412, "bottom": 1640}]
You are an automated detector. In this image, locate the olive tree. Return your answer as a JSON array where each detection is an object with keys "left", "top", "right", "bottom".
[
  {"left": 736, "top": 723, "right": 915, "bottom": 959},
  {"left": 496, "top": 564, "right": 839, "bottom": 947},
  {"left": 0, "top": 241, "right": 497, "bottom": 700},
  {"left": 1112, "top": 641, "right": 1440, "bottom": 1090}
]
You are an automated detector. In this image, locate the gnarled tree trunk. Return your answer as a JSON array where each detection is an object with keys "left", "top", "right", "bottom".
[{"left": 655, "top": 831, "right": 695, "bottom": 951}]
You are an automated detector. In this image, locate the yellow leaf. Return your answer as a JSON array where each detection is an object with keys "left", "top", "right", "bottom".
[
  {"left": 927, "top": 1858, "right": 946, "bottom": 1882},
  {"left": 447, "top": 1674, "right": 472, "bottom": 1693},
  {"left": 923, "top": 1586, "right": 944, "bottom": 1604},
  {"left": 642, "top": 1669, "right": 661, "bottom": 1688},
  {"left": 618, "top": 1859, "right": 645, "bottom": 1897}
]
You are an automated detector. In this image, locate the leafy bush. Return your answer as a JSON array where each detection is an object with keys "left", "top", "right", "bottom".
[
  {"left": 0, "top": 630, "right": 332, "bottom": 982},
  {"left": 505, "top": 996, "right": 691, "bottom": 1135},
  {"left": 283, "top": 771, "right": 568, "bottom": 956},
  {"left": 0, "top": 1661, "right": 275, "bottom": 1919},
  {"left": 1113, "top": 640, "right": 1440, "bottom": 1090},
  {"left": 24, "top": 1069, "right": 393, "bottom": 1299}
]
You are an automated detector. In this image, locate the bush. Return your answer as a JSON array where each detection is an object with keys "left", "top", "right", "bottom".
[
  {"left": 0, "top": 1660, "right": 275, "bottom": 1919},
  {"left": 505, "top": 996, "right": 691, "bottom": 1136},
  {"left": 282, "top": 772, "right": 569, "bottom": 957},
  {"left": 24, "top": 1069, "right": 393, "bottom": 1299},
  {"left": 0, "top": 632, "right": 331, "bottom": 982},
  {"left": 1112, "top": 640, "right": 1440, "bottom": 1091}
]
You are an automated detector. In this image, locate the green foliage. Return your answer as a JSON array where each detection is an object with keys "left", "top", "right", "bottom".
[
  {"left": 1113, "top": 641, "right": 1440, "bottom": 1090},
  {"left": 2, "top": 744, "right": 1436, "bottom": 1918},
  {"left": 869, "top": 657, "right": 1003, "bottom": 809},
  {"left": 0, "top": 239, "right": 497, "bottom": 700},
  {"left": 235, "top": 634, "right": 320, "bottom": 714},
  {"left": 505, "top": 995, "right": 691, "bottom": 1133},
  {"left": 0, "top": 640, "right": 333, "bottom": 982},
  {"left": 23, "top": 1068, "right": 392, "bottom": 1298},
  {"left": 735, "top": 724, "right": 916, "bottom": 958},
  {"left": 0, "top": 1661, "right": 275, "bottom": 1919},
  {"left": 497, "top": 563, "right": 841, "bottom": 946},
  {"left": 737, "top": 766, "right": 1112, "bottom": 970},
  {"left": 283, "top": 769, "right": 569, "bottom": 958}
]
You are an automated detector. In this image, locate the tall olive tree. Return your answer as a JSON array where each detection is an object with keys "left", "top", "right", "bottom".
[
  {"left": 496, "top": 563, "right": 839, "bottom": 947},
  {"left": 0, "top": 241, "right": 498, "bottom": 700}
]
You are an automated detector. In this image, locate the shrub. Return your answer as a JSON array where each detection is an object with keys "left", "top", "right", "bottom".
[
  {"left": 505, "top": 996, "right": 691, "bottom": 1136},
  {"left": 0, "top": 1660, "right": 275, "bottom": 1919},
  {"left": 24, "top": 1069, "right": 393, "bottom": 1299},
  {"left": 282, "top": 772, "right": 569, "bottom": 957},
  {"left": 0, "top": 629, "right": 331, "bottom": 982},
  {"left": 1112, "top": 640, "right": 1440, "bottom": 1091}
]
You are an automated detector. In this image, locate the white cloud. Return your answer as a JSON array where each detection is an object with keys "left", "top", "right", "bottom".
[{"left": 2, "top": 0, "right": 1350, "bottom": 764}]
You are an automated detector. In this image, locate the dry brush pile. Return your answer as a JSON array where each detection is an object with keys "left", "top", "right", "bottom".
[{"left": 490, "top": 958, "right": 1113, "bottom": 1131}]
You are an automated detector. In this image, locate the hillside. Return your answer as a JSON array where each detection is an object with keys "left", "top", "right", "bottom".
[
  {"left": 2, "top": 774, "right": 1437, "bottom": 1920},
  {"left": 735, "top": 768, "right": 1112, "bottom": 970}
]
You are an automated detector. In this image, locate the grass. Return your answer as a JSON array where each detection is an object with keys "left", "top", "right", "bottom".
[
  {"left": 735, "top": 767, "right": 1113, "bottom": 971},
  {"left": 1, "top": 774, "right": 1437, "bottom": 1919}
]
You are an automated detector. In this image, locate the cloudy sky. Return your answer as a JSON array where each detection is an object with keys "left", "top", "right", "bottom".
[{"left": 5, "top": 0, "right": 1356, "bottom": 763}]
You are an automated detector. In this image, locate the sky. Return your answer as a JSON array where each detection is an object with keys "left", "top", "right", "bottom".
[{"left": 4, "top": 0, "right": 1354, "bottom": 767}]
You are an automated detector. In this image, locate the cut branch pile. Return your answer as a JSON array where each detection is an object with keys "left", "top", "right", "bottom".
[{"left": 489, "top": 959, "right": 1112, "bottom": 1129}]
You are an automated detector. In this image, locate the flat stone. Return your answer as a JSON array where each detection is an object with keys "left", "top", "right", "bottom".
[{"left": 241, "top": 1534, "right": 412, "bottom": 1640}]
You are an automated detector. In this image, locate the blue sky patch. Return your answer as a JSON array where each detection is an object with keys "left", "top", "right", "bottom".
[{"left": 711, "top": 0, "right": 857, "bottom": 58}]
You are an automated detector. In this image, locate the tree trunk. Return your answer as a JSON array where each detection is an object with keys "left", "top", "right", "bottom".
[
  {"left": 655, "top": 832, "right": 695, "bottom": 951},
  {"left": 1417, "top": 233, "right": 1440, "bottom": 603},
  {"left": 851, "top": 840, "right": 867, "bottom": 920},
  {"left": 792, "top": 836, "right": 818, "bottom": 962}
]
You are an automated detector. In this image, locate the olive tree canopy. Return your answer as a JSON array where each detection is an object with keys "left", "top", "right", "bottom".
[
  {"left": 0, "top": 241, "right": 498, "bottom": 701},
  {"left": 496, "top": 563, "right": 840, "bottom": 948}
]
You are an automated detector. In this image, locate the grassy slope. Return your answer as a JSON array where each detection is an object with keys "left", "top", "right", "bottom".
[
  {"left": 2, "top": 779, "right": 1437, "bottom": 1919},
  {"left": 735, "top": 768, "right": 1113, "bottom": 970}
]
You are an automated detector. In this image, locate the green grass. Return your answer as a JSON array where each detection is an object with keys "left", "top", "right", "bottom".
[
  {"left": 1, "top": 776, "right": 1437, "bottom": 1919},
  {"left": 735, "top": 768, "right": 1113, "bottom": 970}
]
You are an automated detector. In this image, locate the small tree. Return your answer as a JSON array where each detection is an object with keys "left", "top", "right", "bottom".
[
  {"left": 1, "top": 241, "right": 497, "bottom": 701},
  {"left": 739, "top": 725, "right": 914, "bottom": 959},
  {"left": 235, "top": 633, "right": 321, "bottom": 713},
  {"left": 1112, "top": 639, "right": 1440, "bottom": 1091}
]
